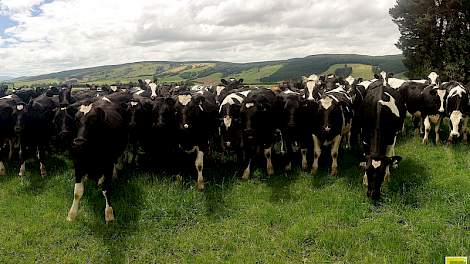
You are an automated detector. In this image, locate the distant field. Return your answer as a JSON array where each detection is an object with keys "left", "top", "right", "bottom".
[{"left": 0, "top": 131, "right": 468, "bottom": 263}]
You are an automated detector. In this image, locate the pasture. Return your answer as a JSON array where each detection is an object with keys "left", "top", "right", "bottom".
[{"left": 0, "top": 134, "right": 468, "bottom": 263}]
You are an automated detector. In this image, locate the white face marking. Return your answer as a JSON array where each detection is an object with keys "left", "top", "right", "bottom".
[
  {"left": 219, "top": 93, "right": 245, "bottom": 113},
  {"left": 223, "top": 116, "right": 232, "bottom": 129},
  {"left": 345, "top": 76, "right": 355, "bottom": 85},
  {"left": 102, "top": 97, "right": 111, "bottom": 103},
  {"left": 380, "top": 71, "right": 387, "bottom": 86},
  {"left": 79, "top": 104, "right": 93, "bottom": 115},
  {"left": 178, "top": 94, "right": 192, "bottom": 106},
  {"left": 372, "top": 160, "right": 381, "bottom": 169},
  {"left": 436, "top": 89, "right": 446, "bottom": 112},
  {"left": 387, "top": 78, "right": 406, "bottom": 89},
  {"left": 110, "top": 86, "right": 118, "bottom": 92},
  {"left": 449, "top": 110, "right": 462, "bottom": 136},
  {"left": 283, "top": 89, "right": 298, "bottom": 95},
  {"left": 428, "top": 72, "right": 438, "bottom": 85},
  {"left": 245, "top": 103, "right": 254, "bottom": 109},
  {"left": 379, "top": 92, "right": 400, "bottom": 117},
  {"left": 149, "top": 83, "right": 157, "bottom": 98},
  {"left": 307, "top": 82, "right": 315, "bottom": 100},
  {"left": 448, "top": 85, "right": 465, "bottom": 98},
  {"left": 0, "top": 95, "right": 13, "bottom": 100},
  {"left": 130, "top": 101, "right": 138, "bottom": 107},
  {"left": 216, "top": 86, "right": 225, "bottom": 96},
  {"left": 60, "top": 107, "right": 67, "bottom": 111},
  {"left": 16, "top": 104, "right": 24, "bottom": 111},
  {"left": 320, "top": 97, "right": 333, "bottom": 109},
  {"left": 144, "top": 79, "right": 151, "bottom": 85}
]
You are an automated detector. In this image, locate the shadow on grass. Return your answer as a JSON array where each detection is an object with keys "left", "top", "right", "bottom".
[
  {"left": 83, "top": 177, "right": 144, "bottom": 264},
  {"left": 266, "top": 166, "right": 300, "bottom": 203}
]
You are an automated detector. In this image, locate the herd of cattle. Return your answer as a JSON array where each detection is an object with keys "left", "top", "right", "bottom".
[{"left": 0, "top": 72, "right": 468, "bottom": 222}]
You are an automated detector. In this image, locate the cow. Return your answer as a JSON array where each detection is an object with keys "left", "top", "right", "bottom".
[
  {"left": 174, "top": 91, "right": 218, "bottom": 189},
  {"left": 240, "top": 88, "right": 283, "bottom": 179},
  {"left": 302, "top": 74, "right": 322, "bottom": 101},
  {"left": 360, "top": 75, "right": 406, "bottom": 200},
  {"left": 134, "top": 79, "right": 158, "bottom": 100},
  {"left": 0, "top": 94, "right": 23, "bottom": 176},
  {"left": 310, "top": 81, "right": 353, "bottom": 176},
  {"left": 0, "top": 84, "right": 8, "bottom": 97},
  {"left": 15, "top": 93, "right": 57, "bottom": 177},
  {"left": 445, "top": 82, "right": 469, "bottom": 143},
  {"left": 67, "top": 95, "right": 130, "bottom": 222},
  {"left": 345, "top": 77, "right": 366, "bottom": 151},
  {"left": 215, "top": 78, "right": 245, "bottom": 104}
]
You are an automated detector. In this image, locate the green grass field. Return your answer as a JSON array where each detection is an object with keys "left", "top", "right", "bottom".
[{"left": 0, "top": 135, "right": 468, "bottom": 263}]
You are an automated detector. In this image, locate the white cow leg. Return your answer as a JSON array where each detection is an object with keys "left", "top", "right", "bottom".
[
  {"left": 330, "top": 135, "right": 341, "bottom": 176},
  {"left": 40, "top": 162, "right": 46, "bottom": 177},
  {"left": 195, "top": 149, "right": 204, "bottom": 190},
  {"left": 311, "top": 135, "right": 321, "bottom": 175},
  {"left": 363, "top": 172, "right": 368, "bottom": 186},
  {"left": 462, "top": 116, "right": 469, "bottom": 143},
  {"left": 242, "top": 160, "right": 251, "bottom": 180},
  {"left": 434, "top": 116, "right": 442, "bottom": 144},
  {"left": 18, "top": 162, "right": 26, "bottom": 177},
  {"left": 264, "top": 147, "right": 274, "bottom": 176},
  {"left": 422, "top": 116, "right": 431, "bottom": 144},
  {"left": 301, "top": 148, "right": 308, "bottom": 171},
  {"left": 67, "top": 182, "right": 84, "bottom": 221},
  {"left": 0, "top": 161, "right": 5, "bottom": 176},
  {"left": 102, "top": 190, "right": 115, "bottom": 223}
]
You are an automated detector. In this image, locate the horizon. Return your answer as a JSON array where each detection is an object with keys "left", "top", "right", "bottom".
[{"left": 1, "top": 0, "right": 401, "bottom": 77}]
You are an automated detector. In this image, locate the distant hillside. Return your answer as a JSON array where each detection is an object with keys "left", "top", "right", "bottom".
[
  {"left": 0, "top": 76, "right": 14, "bottom": 81},
  {"left": 12, "top": 54, "right": 406, "bottom": 86}
]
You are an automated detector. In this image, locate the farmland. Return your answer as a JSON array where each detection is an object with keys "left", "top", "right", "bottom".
[{"left": 0, "top": 134, "right": 468, "bottom": 263}]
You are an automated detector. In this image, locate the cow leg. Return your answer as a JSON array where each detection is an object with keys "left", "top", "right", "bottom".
[
  {"left": 330, "top": 135, "right": 342, "bottom": 176},
  {"left": 242, "top": 159, "right": 251, "bottom": 180},
  {"left": 67, "top": 168, "right": 85, "bottom": 221},
  {"left": 8, "top": 139, "right": 13, "bottom": 160},
  {"left": 0, "top": 161, "right": 5, "bottom": 176},
  {"left": 102, "top": 169, "right": 115, "bottom": 222},
  {"left": 301, "top": 148, "right": 308, "bottom": 171},
  {"left": 264, "top": 147, "right": 274, "bottom": 176},
  {"left": 311, "top": 135, "right": 321, "bottom": 176},
  {"left": 362, "top": 172, "right": 368, "bottom": 186},
  {"left": 384, "top": 136, "right": 397, "bottom": 182},
  {"left": 422, "top": 116, "right": 431, "bottom": 144},
  {"left": 38, "top": 146, "right": 46, "bottom": 177},
  {"left": 195, "top": 148, "right": 204, "bottom": 190},
  {"left": 434, "top": 116, "right": 442, "bottom": 144},
  {"left": 462, "top": 116, "right": 469, "bottom": 143}
]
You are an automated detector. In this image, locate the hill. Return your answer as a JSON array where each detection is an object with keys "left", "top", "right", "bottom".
[
  {"left": 12, "top": 54, "right": 406, "bottom": 87},
  {"left": 0, "top": 76, "right": 14, "bottom": 81}
]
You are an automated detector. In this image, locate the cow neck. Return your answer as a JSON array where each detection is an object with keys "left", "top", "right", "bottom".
[{"left": 372, "top": 85, "right": 384, "bottom": 154}]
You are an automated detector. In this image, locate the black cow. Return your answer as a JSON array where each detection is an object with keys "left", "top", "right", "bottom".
[
  {"left": 279, "top": 90, "right": 304, "bottom": 171},
  {"left": 0, "top": 84, "right": 8, "bottom": 97},
  {"left": 67, "top": 95, "right": 130, "bottom": 222},
  {"left": 345, "top": 77, "right": 366, "bottom": 150},
  {"left": 445, "top": 82, "right": 469, "bottom": 143},
  {"left": 360, "top": 77, "right": 406, "bottom": 200},
  {"left": 0, "top": 94, "right": 23, "bottom": 176},
  {"left": 240, "top": 88, "right": 283, "bottom": 179},
  {"left": 174, "top": 91, "right": 218, "bottom": 190},
  {"left": 15, "top": 93, "right": 57, "bottom": 177}
]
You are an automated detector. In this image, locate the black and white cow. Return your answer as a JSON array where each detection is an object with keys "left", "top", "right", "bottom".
[
  {"left": 67, "top": 95, "right": 130, "bottom": 222},
  {"left": 360, "top": 77, "right": 406, "bottom": 200},
  {"left": 215, "top": 78, "right": 245, "bottom": 104},
  {"left": 174, "top": 91, "right": 218, "bottom": 189},
  {"left": 240, "top": 88, "right": 283, "bottom": 179},
  {"left": 310, "top": 83, "right": 353, "bottom": 176},
  {"left": 445, "top": 82, "right": 469, "bottom": 143},
  {"left": 134, "top": 79, "right": 158, "bottom": 100}
]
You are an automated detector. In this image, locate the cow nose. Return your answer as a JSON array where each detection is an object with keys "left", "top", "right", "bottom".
[
  {"left": 73, "top": 137, "right": 87, "bottom": 146},
  {"left": 151, "top": 95, "right": 156, "bottom": 100},
  {"left": 450, "top": 131, "right": 460, "bottom": 138}
]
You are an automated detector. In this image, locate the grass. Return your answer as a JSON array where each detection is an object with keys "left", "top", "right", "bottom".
[
  {"left": 231, "top": 64, "right": 284, "bottom": 83},
  {"left": 0, "top": 135, "right": 468, "bottom": 263}
]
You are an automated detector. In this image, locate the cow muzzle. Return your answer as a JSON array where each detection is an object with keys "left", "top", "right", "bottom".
[{"left": 73, "top": 137, "right": 87, "bottom": 147}]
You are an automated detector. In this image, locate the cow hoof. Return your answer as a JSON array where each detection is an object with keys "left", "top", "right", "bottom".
[
  {"left": 0, "top": 169, "right": 5, "bottom": 176},
  {"left": 359, "top": 162, "right": 366, "bottom": 170},
  {"left": 330, "top": 168, "right": 338, "bottom": 177},
  {"left": 285, "top": 162, "right": 292, "bottom": 172},
  {"left": 311, "top": 167, "right": 318, "bottom": 176},
  {"left": 301, "top": 162, "right": 308, "bottom": 171},
  {"left": 267, "top": 166, "right": 274, "bottom": 177},
  {"left": 67, "top": 210, "right": 77, "bottom": 222},
  {"left": 362, "top": 173, "right": 368, "bottom": 186},
  {"left": 422, "top": 138, "right": 429, "bottom": 145},
  {"left": 242, "top": 168, "right": 250, "bottom": 180},
  {"left": 112, "top": 167, "right": 118, "bottom": 179},
  {"left": 105, "top": 207, "right": 115, "bottom": 223},
  {"left": 97, "top": 176, "right": 105, "bottom": 186},
  {"left": 175, "top": 175, "right": 183, "bottom": 185},
  {"left": 196, "top": 181, "right": 205, "bottom": 191}
]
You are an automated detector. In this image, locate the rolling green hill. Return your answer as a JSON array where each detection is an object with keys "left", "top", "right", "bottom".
[{"left": 11, "top": 54, "right": 406, "bottom": 87}]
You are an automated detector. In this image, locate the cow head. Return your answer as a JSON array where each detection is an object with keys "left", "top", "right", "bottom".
[
  {"left": 13, "top": 102, "right": 28, "bottom": 134},
  {"left": 446, "top": 83, "right": 468, "bottom": 140},
  {"left": 53, "top": 105, "right": 78, "bottom": 145},
  {"left": 365, "top": 154, "right": 402, "bottom": 200},
  {"left": 73, "top": 106, "right": 106, "bottom": 151},
  {"left": 59, "top": 87, "right": 73, "bottom": 107},
  {"left": 426, "top": 72, "right": 440, "bottom": 86},
  {"left": 316, "top": 95, "right": 343, "bottom": 139},
  {"left": 153, "top": 97, "right": 177, "bottom": 130},
  {"left": 302, "top": 74, "right": 320, "bottom": 101},
  {"left": 422, "top": 85, "right": 447, "bottom": 114},
  {"left": 219, "top": 103, "right": 242, "bottom": 150}
]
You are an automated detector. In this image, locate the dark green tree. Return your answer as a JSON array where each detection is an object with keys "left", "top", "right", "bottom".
[{"left": 390, "top": 0, "right": 470, "bottom": 82}]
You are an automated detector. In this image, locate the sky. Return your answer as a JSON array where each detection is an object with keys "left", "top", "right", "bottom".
[{"left": 0, "top": 0, "right": 401, "bottom": 77}]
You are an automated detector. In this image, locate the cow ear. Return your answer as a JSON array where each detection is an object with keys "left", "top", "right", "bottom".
[
  {"left": 221, "top": 79, "right": 228, "bottom": 85},
  {"left": 387, "top": 73, "right": 394, "bottom": 78},
  {"left": 238, "top": 78, "right": 244, "bottom": 84},
  {"left": 374, "top": 73, "right": 380, "bottom": 79}
]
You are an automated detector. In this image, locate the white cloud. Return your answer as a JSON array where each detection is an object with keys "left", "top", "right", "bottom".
[{"left": 0, "top": 0, "right": 401, "bottom": 76}]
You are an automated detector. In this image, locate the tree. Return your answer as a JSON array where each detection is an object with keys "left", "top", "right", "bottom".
[{"left": 390, "top": 0, "right": 470, "bottom": 82}]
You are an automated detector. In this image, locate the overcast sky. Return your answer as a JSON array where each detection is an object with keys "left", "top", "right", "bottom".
[{"left": 0, "top": 0, "right": 401, "bottom": 77}]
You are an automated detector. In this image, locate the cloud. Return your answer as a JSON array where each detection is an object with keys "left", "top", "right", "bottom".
[{"left": 0, "top": 0, "right": 401, "bottom": 76}]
